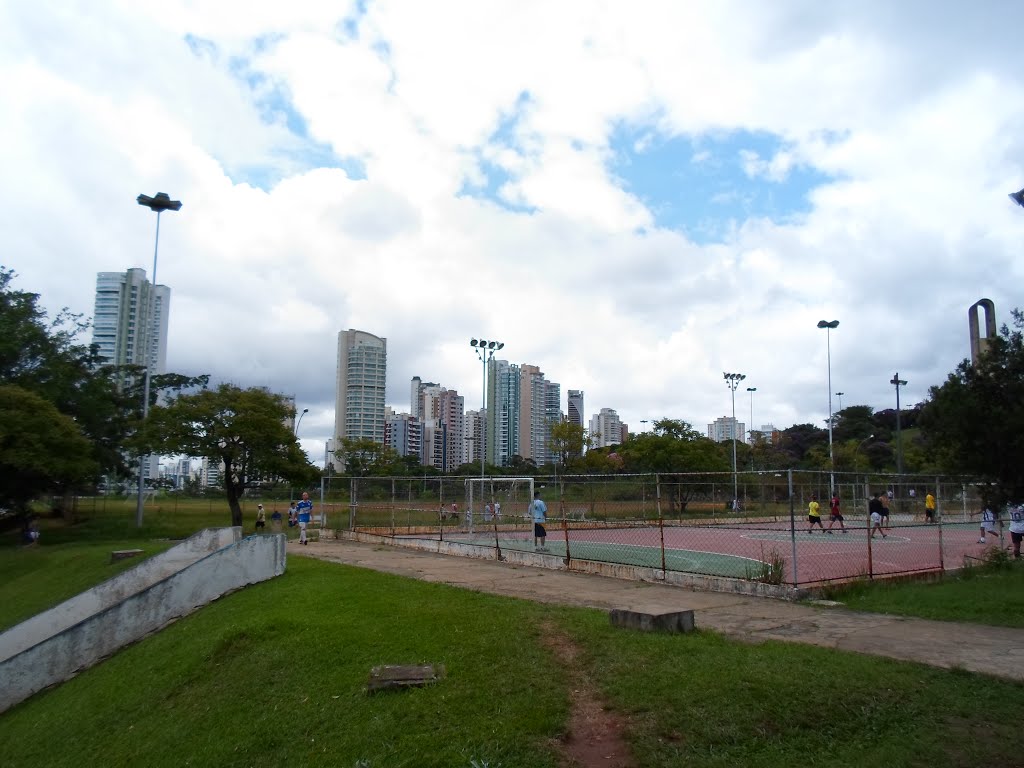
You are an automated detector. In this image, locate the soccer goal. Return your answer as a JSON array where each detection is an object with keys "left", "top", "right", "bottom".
[{"left": 463, "top": 476, "right": 534, "bottom": 535}]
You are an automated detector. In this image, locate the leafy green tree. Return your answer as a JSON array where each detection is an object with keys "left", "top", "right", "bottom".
[
  {"left": 920, "top": 309, "right": 1024, "bottom": 503},
  {"left": 549, "top": 421, "right": 592, "bottom": 473},
  {"left": 337, "top": 437, "right": 412, "bottom": 476},
  {"left": 618, "top": 419, "right": 729, "bottom": 514},
  {"left": 777, "top": 423, "right": 828, "bottom": 466},
  {"left": 0, "top": 385, "right": 97, "bottom": 514},
  {"left": 141, "top": 384, "right": 317, "bottom": 526}
]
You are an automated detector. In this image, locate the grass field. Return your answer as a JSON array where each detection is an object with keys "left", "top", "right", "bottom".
[{"left": 3, "top": 530, "right": 1024, "bottom": 766}]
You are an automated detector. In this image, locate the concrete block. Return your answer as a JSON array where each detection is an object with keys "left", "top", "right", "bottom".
[
  {"left": 110, "top": 549, "right": 144, "bottom": 563},
  {"left": 609, "top": 608, "right": 695, "bottom": 633}
]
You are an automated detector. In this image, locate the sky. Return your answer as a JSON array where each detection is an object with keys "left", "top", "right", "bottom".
[{"left": 3, "top": 1, "right": 1023, "bottom": 468}]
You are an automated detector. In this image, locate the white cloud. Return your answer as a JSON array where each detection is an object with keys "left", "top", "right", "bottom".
[{"left": 2, "top": 0, "right": 1023, "bottom": 462}]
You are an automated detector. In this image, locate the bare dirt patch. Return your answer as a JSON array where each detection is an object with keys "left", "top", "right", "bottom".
[{"left": 539, "top": 622, "right": 637, "bottom": 768}]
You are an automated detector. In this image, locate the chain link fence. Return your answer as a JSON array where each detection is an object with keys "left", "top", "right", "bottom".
[{"left": 332, "top": 470, "right": 999, "bottom": 587}]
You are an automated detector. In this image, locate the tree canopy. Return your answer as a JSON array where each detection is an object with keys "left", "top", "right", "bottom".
[
  {"left": 142, "top": 384, "right": 318, "bottom": 525},
  {"left": 920, "top": 309, "right": 1024, "bottom": 503},
  {"left": 0, "top": 385, "right": 98, "bottom": 512}
]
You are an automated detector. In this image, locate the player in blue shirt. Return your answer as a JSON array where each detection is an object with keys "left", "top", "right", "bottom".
[
  {"left": 296, "top": 492, "right": 313, "bottom": 545},
  {"left": 531, "top": 491, "right": 548, "bottom": 551}
]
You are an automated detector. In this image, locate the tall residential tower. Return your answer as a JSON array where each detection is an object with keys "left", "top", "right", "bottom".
[{"left": 333, "top": 329, "right": 387, "bottom": 471}]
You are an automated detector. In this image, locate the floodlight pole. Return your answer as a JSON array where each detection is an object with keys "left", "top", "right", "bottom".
[
  {"left": 723, "top": 372, "right": 746, "bottom": 509},
  {"left": 470, "top": 338, "right": 504, "bottom": 522},
  {"left": 135, "top": 192, "right": 181, "bottom": 528},
  {"left": 817, "top": 320, "right": 840, "bottom": 496},
  {"left": 890, "top": 373, "right": 907, "bottom": 476},
  {"left": 746, "top": 387, "right": 756, "bottom": 471}
]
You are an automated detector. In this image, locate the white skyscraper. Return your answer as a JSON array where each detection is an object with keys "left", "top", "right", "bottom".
[
  {"left": 333, "top": 329, "right": 387, "bottom": 471},
  {"left": 92, "top": 267, "right": 170, "bottom": 381},
  {"left": 92, "top": 268, "right": 170, "bottom": 480},
  {"left": 589, "top": 408, "right": 623, "bottom": 448}
]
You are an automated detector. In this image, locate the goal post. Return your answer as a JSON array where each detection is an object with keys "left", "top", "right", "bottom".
[{"left": 464, "top": 476, "right": 534, "bottom": 534}]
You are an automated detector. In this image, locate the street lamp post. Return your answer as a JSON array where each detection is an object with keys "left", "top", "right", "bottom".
[
  {"left": 294, "top": 407, "right": 308, "bottom": 435},
  {"left": 890, "top": 373, "right": 907, "bottom": 476},
  {"left": 470, "top": 338, "right": 504, "bottom": 519},
  {"left": 724, "top": 372, "right": 746, "bottom": 510},
  {"left": 135, "top": 192, "right": 182, "bottom": 528},
  {"left": 320, "top": 438, "right": 332, "bottom": 527},
  {"left": 836, "top": 391, "right": 844, "bottom": 412},
  {"left": 746, "top": 386, "right": 756, "bottom": 471},
  {"left": 817, "top": 320, "right": 840, "bottom": 496}
]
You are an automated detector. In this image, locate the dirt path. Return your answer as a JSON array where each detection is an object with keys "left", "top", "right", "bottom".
[{"left": 294, "top": 538, "right": 1024, "bottom": 682}]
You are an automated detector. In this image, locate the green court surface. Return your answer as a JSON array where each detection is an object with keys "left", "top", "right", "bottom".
[{"left": 452, "top": 535, "right": 761, "bottom": 578}]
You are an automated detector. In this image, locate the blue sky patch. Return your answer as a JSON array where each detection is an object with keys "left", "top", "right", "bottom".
[
  {"left": 458, "top": 92, "right": 537, "bottom": 214},
  {"left": 608, "top": 126, "right": 835, "bottom": 242}
]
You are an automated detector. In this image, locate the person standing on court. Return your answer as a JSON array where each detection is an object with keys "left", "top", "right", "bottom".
[
  {"left": 807, "top": 494, "right": 825, "bottom": 533},
  {"left": 532, "top": 491, "right": 548, "bottom": 551},
  {"left": 925, "top": 492, "right": 936, "bottom": 524},
  {"left": 1008, "top": 503, "right": 1024, "bottom": 559},
  {"left": 296, "top": 492, "right": 313, "bottom": 545},
  {"left": 879, "top": 490, "right": 891, "bottom": 530},
  {"left": 869, "top": 492, "right": 887, "bottom": 538},
  {"left": 826, "top": 492, "right": 846, "bottom": 533},
  {"left": 255, "top": 504, "right": 266, "bottom": 533}
]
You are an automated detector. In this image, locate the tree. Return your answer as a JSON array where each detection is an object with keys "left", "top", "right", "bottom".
[
  {"left": 618, "top": 419, "right": 729, "bottom": 514},
  {"left": 0, "top": 385, "right": 97, "bottom": 514},
  {"left": 920, "top": 309, "right": 1024, "bottom": 503},
  {"left": 549, "top": 421, "right": 592, "bottom": 473},
  {"left": 142, "top": 384, "right": 317, "bottom": 526}
]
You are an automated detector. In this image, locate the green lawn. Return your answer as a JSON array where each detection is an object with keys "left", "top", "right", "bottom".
[
  {"left": 3, "top": 545, "right": 1024, "bottom": 767},
  {"left": 825, "top": 560, "right": 1024, "bottom": 627}
]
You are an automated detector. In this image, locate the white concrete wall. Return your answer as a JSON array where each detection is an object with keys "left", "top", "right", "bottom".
[
  {"left": 0, "top": 527, "right": 241, "bottom": 662},
  {"left": 0, "top": 531, "right": 285, "bottom": 713}
]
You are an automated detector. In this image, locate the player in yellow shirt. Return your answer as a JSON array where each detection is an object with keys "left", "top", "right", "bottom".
[
  {"left": 807, "top": 495, "right": 825, "bottom": 533},
  {"left": 925, "top": 492, "right": 936, "bottom": 523}
]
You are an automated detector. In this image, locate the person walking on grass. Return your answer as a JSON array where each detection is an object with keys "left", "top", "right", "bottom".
[
  {"left": 296, "top": 492, "right": 313, "bottom": 545},
  {"left": 1008, "top": 503, "right": 1024, "bottom": 559},
  {"left": 532, "top": 491, "right": 548, "bottom": 551},
  {"left": 827, "top": 491, "right": 846, "bottom": 533},
  {"left": 807, "top": 495, "right": 825, "bottom": 533},
  {"left": 869, "top": 492, "right": 887, "bottom": 538},
  {"left": 976, "top": 504, "right": 1001, "bottom": 545}
]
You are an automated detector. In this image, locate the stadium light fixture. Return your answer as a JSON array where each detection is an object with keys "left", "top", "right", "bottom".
[
  {"left": 816, "top": 320, "right": 839, "bottom": 496},
  {"left": 471, "top": 337, "right": 505, "bottom": 519},
  {"left": 723, "top": 372, "right": 746, "bottom": 510},
  {"left": 1009, "top": 187, "right": 1024, "bottom": 208},
  {"left": 135, "top": 191, "right": 181, "bottom": 528}
]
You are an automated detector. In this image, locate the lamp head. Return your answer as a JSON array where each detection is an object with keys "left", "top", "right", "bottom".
[
  {"left": 817, "top": 320, "right": 839, "bottom": 329},
  {"left": 1010, "top": 188, "right": 1024, "bottom": 208},
  {"left": 137, "top": 192, "right": 182, "bottom": 212},
  {"left": 470, "top": 339, "right": 478, "bottom": 347}
]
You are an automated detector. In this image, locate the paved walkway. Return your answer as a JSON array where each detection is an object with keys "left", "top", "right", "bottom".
[{"left": 292, "top": 538, "right": 1024, "bottom": 682}]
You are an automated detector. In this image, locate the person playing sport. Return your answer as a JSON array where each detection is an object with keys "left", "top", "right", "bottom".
[
  {"left": 807, "top": 495, "right": 825, "bottom": 533},
  {"left": 869, "top": 492, "right": 887, "bottom": 538},
  {"left": 1008, "top": 503, "right": 1024, "bottom": 559},
  {"left": 296, "top": 492, "right": 313, "bottom": 545},
  {"left": 976, "top": 504, "right": 1001, "bottom": 545},
  {"left": 531, "top": 491, "right": 548, "bottom": 551},
  {"left": 879, "top": 490, "right": 891, "bottom": 530},
  {"left": 925, "top": 492, "right": 936, "bottom": 523},
  {"left": 826, "top": 492, "right": 846, "bottom": 533}
]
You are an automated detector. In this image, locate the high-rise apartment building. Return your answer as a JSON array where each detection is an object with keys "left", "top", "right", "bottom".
[
  {"left": 487, "top": 358, "right": 520, "bottom": 467},
  {"left": 92, "top": 268, "right": 170, "bottom": 377},
  {"left": 333, "top": 329, "right": 387, "bottom": 471},
  {"left": 589, "top": 408, "right": 623, "bottom": 448},
  {"left": 92, "top": 268, "right": 170, "bottom": 481},
  {"left": 567, "top": 390, "right": 584, "bottom": 428},
  {"left": 385, "top": 410, "right": 422, "bottom": 460},
  {"left": 708, "top": 416, "right": 745, "bottom": 443}
]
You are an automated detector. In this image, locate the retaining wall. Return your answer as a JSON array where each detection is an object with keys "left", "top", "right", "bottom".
[{"left": 0, "top": 530, "right": 285, "bottom": 713}]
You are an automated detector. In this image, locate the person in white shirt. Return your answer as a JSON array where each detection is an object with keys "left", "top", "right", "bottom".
[{"left": 531, "top": 492, "right": 548, "bottom": 551}]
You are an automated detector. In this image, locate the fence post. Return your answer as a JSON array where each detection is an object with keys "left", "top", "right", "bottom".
[
  {"left": 936, "top": 476, "right": 944, "bottom": 571},
  {"left": 658, "top": 497, "right": 667, "bottom": 577},
  {"left": 788, "top": 469, "right": 799, "bottom": 586},
  {"left": 560, "top": 491, "right": 571, "bottom": 568}
]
